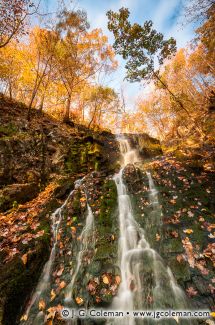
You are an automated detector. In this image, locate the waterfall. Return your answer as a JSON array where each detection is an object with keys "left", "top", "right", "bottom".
[
  {"left": 109, "top": 137, "right": 194, "bottom": 325},
  {"left": 64, "top": 203, "right": 95, "bottom": 302},
  {"left": 20, "top": 176, "right": 94, "bottom": 325}
]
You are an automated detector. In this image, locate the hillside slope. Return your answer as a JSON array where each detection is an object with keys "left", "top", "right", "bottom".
[{"left": 0, "top": 96, "right": 162, "bottom": 325}]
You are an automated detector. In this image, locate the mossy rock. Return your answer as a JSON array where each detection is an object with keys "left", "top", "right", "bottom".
[
  {"left": 168, "top": 257, "right": 191, "bottom": 283},
  {"left": 0, "top": 238, "right": 50, "bottom": 325}
]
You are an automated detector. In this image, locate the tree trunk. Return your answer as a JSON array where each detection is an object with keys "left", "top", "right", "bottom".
[
  {"left": 38, "top": 94, "right": 45, "bottom": 113},
  {"left": 27, "top": 93, "right": 36, "bottom": 120},
  {"left": 88, "top": 106, "right": 97, "bottom": 129},
  {"left": 63, "top": 95, "right": 71, "bottom": 123},
  {"left": 8, "top": 83, "right": 12, "bottom": 99}
]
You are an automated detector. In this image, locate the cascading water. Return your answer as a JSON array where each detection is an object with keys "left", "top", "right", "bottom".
[
  {"left": 109, "top": 137, "right": 195, "bottom": 325},
  {"left": 20, "top": 177, "right": 94, "bottom": 325},
  {"left": 63, "top": 202, "right": 95, "bottom": 325},
  {"left": 64, "top": 202, "right": 95, "bottom": 302}
]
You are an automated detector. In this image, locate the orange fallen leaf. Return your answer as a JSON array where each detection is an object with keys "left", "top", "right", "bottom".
[
  {"left": 75, "top": 296, "right": 84, "bottom": 305},
  {"left": 21, "top": 253, "right": 28, "bottom": 265},
  {"left": 95, "top": 296, "right": 101, "bottom": 303},
  {"left": 176, "top": 254, "right": 184, "bottom": 263},
  {"left": 20, "top": 314, "right": 28, "bottom": 321},
  {"left": 39, "top": 299, "right": 46, "bottom": 310},
  {"left": 115, "top": 275, "right": 121, "bottom": 285},
  {"left": 71, "top": 227, "right": 76, "bottom": 233},
  {"left": 59, "top": 281, "right": 66, "bottom": 289},
  {"left": 47, "top": 320, "right": 53, "bottom": 325},
  {"left": 47, "top": 306, "right": 57, "bottom": 320},
  {"left": 102, "top": 275, "right": 110, "bottom": 285},
  {"left": 50, "top": 289, "right": 56, "bottom": 301}
]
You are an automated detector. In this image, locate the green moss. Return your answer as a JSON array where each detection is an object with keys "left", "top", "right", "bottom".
[
  {"left": 72, "top": 189, "right": 82, "bottom": 214},
  {"left": 65, "top": 139, "right": 103, "bottom": 173},
  {"left": 0, "top": 195, "right": 10, "bottom": 211},
  {"left": 94, "top": 180, "right": 118, "bottom": 263},
  {"left": 98, "top": 180, "right": 117, "bottom": 227},
  {"left": 0, "top": 123, "right": 18, "bottom": 137},
  {"left": 168, "top": 257, "right": 191, "bottom": 283}
]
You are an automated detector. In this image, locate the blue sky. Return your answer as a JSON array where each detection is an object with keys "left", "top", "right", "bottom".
[{"left": 43, "top": 0, "right": 196, "bottom": 111}]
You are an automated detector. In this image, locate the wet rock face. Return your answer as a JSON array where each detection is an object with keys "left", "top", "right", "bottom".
[
  {"left": 75, "top": 173, "right": 120, "bottom": 307},
  {"left": 12, "top": 172, "right": 120, "bottom": 325},
  {"left": 122, "top": 158, "right": 215, "bottom": 316},
  {"left": 121, "top": 133, "right": 163, "bottom": 157}
]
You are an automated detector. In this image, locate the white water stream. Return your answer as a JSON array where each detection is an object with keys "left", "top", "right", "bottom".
[
  {"left": 21, "top": 177, "right": 95, "bottom": 324},
  {"left": 109, "top": 137, "right": 194, "bottom": 325},
  {"left": 64, "top": 202, "right": 95, "bottom": 302}
]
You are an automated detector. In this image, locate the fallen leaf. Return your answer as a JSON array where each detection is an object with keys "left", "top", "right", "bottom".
[
  {"left": 156, "top": 233, "right": 161, "bottom": 241},
  {"left": 186, "top": 287, "right": 198, "bottom": 297},
  {"left": 188, "top": 211, "right": 194, "bottom": 218},
  {"left": 115, "top": 275, "right": 121, "bottom": 285},
  {"left": 50, "top": 289, "right": 56, "bottom": 301},
  {"left": 56, "top": 267, "right": 64, "bottom": 277},
  {"left": 71, "top": 227, "right": 76, "bottom": 233},
  {"left": 59, "top": 281, "right": 66, "bottom": 289},
  {"left": 47, "top": 320, "right": 53, "bottom": 325},
  {"left": 21, "top": 253, "right": 28, "bottom": 265},
  {"left": 171, "top": 231, "right": 179, "bottom": 238},
  {"left": 20, "top": 314, "right": 28, "bottom": 321},
  {"left": 183, "top": 229, "right": 193, "bottom": 235},
  {"left": 176, "top": 254, "right": 184, "bottom": 263},
  {"left": 182, "top": 237, "right": 195, "bottom": 268},
  {"left": 102, "top": 274, "right": 110, "bottom": 285},
  {"left": 75, "top": 297, "right": 84, "bottom": 305},
  {"left": 95, "top": 296, "right": 101, "bottom": 303},
  {"left": 39, "top": 299, "right": 46, "bottom": 310},
  {"left": 47, "top": 307, "right": 57, "bottom": 320}
]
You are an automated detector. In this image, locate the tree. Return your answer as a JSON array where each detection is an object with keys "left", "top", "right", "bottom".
[
  {"left": 184, "top": 0, "right": 215, "bottom": 23},
  {"left": 25, "top": 27, "right": 59, "bottom": 118},
  {"left": 54, "top": 9, "right": 117, "bottom": 123},
  {"left": 86, "top": 86, "right": 119, "bottom": 129},
  {"left": 137, "top": 45, "right": 214, "bottom": 142},
  {"left": 107, "top": 7, "right": 176, "bottom": 83},
  {"left": 0, "top": 0, "right": 38, "bottom": 48},
  {"left": 107, "top": 7, "right": 206, "bottom": 136},
  {"left": 0, "top": 42, "right": 22, "bottom": 98},
  {"left": 195, "top": 3, "right": 215, "bottom": 73}
]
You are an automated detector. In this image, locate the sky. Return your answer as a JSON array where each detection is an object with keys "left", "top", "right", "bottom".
[{"left": 43, "top": 0, "right": 196, "bottom": 111}]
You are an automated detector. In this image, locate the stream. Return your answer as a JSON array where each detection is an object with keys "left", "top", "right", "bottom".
[
  {"left": 20, "top": 136, "right": 198, "bottom": 325},
  {"left": 108, "top": 137, "right": 196, "bottom": 325},
  {"left": 20, "top": 177, "right": 95, "bottom": 325}
]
